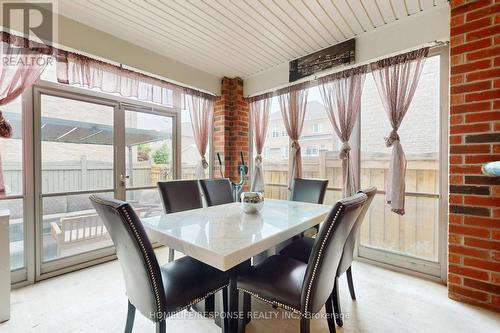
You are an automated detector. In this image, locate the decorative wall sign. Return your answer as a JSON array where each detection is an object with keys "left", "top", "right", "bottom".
[{"left": 289, "top": 39, "right": 355, "bottom": 82}]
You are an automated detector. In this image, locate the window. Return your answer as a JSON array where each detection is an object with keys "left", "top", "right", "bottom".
[
  {"left": 256, "top": 50, "right": 447, "bottom": 277},
  {"left": 181, "top": 108, "right": 210, "bottom": 180},
  {"left": 312, "top": 123, "right": 322, "bottom": 133},
  {"left": 306, "top": 145, "right": 319, "bottom": 156},
  {"left": 359, "top": 55, "right": 443, "bottom": 269},
  {"left": 0, "top": 96, "right": 25, "bottom": 272},
  {"left": 257, "top": 98, "right": 288, "bottom": 199},
  {"left": 299, "top": 86, "right": 342, "bottom": 204},
  {"left": 281, "top": 146, "right": 289, "bottom": 159},
  {"left": 263, "top": 147, "right": 270, "bottom": 159}
]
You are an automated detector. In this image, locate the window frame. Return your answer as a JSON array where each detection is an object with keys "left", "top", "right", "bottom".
[
  {"left": 250, "top": 46, "right": 449, "bottom": 282},
  {"left": 356, "top": 47, "right": 449, "bottom": 282},
  {"left": 12, "top": 78, "right": 190, "bottom": 286}
]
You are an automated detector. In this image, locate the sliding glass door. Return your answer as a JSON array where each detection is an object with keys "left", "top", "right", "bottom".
[
  {"left": 122, "top": 107, "right": 177, "bottom": 218},
  {"left": 29, "top": 83, "right": 178, "bottom": 279},
  {"left": 35, "top": 88, "right": 118, "bottom": 276}
]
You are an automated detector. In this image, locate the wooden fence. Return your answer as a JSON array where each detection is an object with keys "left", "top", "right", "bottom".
[
  {"left": 263, "top": 151, "right": 440, "bottom": 262},
  {"left": 3, "top": 158, "right": 198, "bottom": 195}
]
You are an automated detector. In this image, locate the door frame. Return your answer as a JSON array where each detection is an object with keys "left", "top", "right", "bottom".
[
  {"left": 26, "top": 80, "right": 180, "bottom": 282},
  {"left": 116, "top": 103, "right": 179, "bottom": 202}
]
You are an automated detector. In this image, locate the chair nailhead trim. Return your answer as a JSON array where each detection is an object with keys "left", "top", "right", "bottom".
[
  {"left": 120, "top": 206, "right": 163, "bottom": 315},
  {"left": 170, "top": 284, "right": 229, "bottom": 316},
  {"left": 303, "top": 205, "right": 343, "bottom": 313},
  {"left": 237, "top": 287, "right": 303, "bottom": 317}
]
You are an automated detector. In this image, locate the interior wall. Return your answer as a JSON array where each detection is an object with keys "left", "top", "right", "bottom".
[{"left": 244, "top": 3, "right": 450, "bottom": 96}]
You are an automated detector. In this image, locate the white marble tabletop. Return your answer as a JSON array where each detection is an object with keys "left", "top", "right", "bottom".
[{"left": 142, "top": 199, "right": 332, "bottom": 271}]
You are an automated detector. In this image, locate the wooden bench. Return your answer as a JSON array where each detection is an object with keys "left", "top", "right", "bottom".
[{"left": 50, "top": 213, "right": 110, "bottom": 257}]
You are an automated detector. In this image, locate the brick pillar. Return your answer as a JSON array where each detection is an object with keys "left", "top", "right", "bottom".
[
  {"left": 212, "top": 77, "right": 250, "bottom": 189},
  {"left": 448, "top": 0, "right": 500, "bottom": 311}
]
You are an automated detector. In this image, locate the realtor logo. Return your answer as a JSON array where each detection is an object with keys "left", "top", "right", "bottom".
[{"left": 2, "top": 1, "right": 56, "bottom": 52}]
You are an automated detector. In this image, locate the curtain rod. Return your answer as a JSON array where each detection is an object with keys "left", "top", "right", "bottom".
[{"left": 246, "top": 40, "right": 448, "bottom": 100}]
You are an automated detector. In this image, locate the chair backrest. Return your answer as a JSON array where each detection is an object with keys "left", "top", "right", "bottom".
[
  {"left": 337, "top": 187, "right": 377, "bottom": 276},
  {"left": 89, "top": 194, "right": 166, "bottom": 320},
  {"left": 300, "top": 193, "right": 366, "bottom": 315},
  {"left": 199, "top": 178, "right": 234, "bottom": 206},
  {"left": 157, "top": 180, "right": 203, "bottom": 214},
  {"left": 291, "top": 178, "right": 329, "bottom": 204}
]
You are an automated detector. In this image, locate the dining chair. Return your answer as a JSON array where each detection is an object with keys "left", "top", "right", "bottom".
[
  {"left": 157, "top": 180, "right": 203, "bottom": 262},
  {"left": 89, "top": 194, "right": 229, "bottom": 333},
  {"left": 279, "top": 187, "right": 377, "bottom": 327},
  {"left": 291, "top": 178, "right": 329, "bottom": 237},
  {"left": 237, "top": 193, "right": 367, "bottom": 333},
  {"left": 291, "top": 178, "right": 329, "bottom": 204},
  {"left": 199, "top": 178, "right": 234, "bottom": 206}
]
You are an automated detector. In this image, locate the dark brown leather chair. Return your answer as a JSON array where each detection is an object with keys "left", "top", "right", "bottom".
[
  {"left": 199, "top": 178, "right": 234, "bottom": 206},
  {"left": 291, "top": 178, "right": 329, "bottom": 236},
  {"left": 291, "top": 178, "right": 329, "bottom": 204},
  {"left": 237, "top": 193, "right": 367, "bottom": 333},
  {"left": 157, "top": 180, "right": 203, "bottom": 262},
  {"left": 89, "top": 194, "right": 229, "bottom": 333},
  {"left": 280, "top": 187, "right": 377, "bottom": 327},
  {"left": 157, "top": 180, "right": 203, "bottom": 214}
]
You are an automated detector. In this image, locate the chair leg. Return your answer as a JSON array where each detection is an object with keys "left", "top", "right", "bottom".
[
  {"left": 237, "top": 290, "right": 247, "bottom": 333},
  {"left": 125, "top": 300, "right": 135, "bottom": 333},
  {"left": 324, "top": 295, "right": 336, "bottom": 333},
  {"left": 332, "top": 277, "right": 343, "bottom": 327},
  {"left": 222, "top": 287, "right": 229, "bottom": 333},
  {"left": 168, "top": 248, "right": 175, "bottom": 262},
  {"left": 300, "top": 318, "right": 310, "bottom": 333},
  {"left": 155, "top": 321, "right": 166, "bottom": 333},
  {"left": 346, "top": 266, "right": 356, "bottom": 300}
]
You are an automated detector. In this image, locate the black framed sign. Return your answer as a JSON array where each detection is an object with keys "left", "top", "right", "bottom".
[{"left": 289, "top": 39, "right": 355, "bottom": 82}]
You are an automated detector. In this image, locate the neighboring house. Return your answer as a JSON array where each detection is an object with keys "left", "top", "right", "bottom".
[{"left": 265, "top": 100, "right": 337, "bottom": 164}]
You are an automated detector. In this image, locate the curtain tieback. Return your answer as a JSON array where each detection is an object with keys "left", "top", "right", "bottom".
[
  {"left": 201, "top": 156, "right": 209, "bottom": 169},
  {"left": 291, "top": 140, "right": 301, "bottom": 152},
  {"left": 385, "top": 130, "right": 400, "bottom": 147},
  {"left": 339, "top": 142, "right": 351, "bottom": 160},
  {"left": 0, "top": 111, "right": 13, "bottom": 138},
  {"left": 255, "top": 154, "right": 262, "bottom": 166}
]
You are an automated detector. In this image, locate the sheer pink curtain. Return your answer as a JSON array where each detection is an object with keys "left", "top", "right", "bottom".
[
  {"left": 57, "top": 50, "right": 215, "bottom": 106},
  {"left": 278, "top": 88, "right": 308, "bottom": 190},
  {"left": 57, "top": 51, "right": 176, "bottom": 105},
  {"left": 0, "top": 36, "right": 47, "bottom": 196},
  {"left": 370, "top": 48, "right": 429, "bottom": 215},
  {"left": 185, "top": 91, "right": 214, "bottom": 179},
  {"left": 319, "top": 66, "right": 367, "bottom": 198},
  {"left": 250, "top": 98, "right": 271, "bottom": 192}
]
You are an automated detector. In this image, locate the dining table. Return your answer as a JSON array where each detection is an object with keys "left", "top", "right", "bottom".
[{"left": 142, "top": 198, "right": 332, "bottom": 333}]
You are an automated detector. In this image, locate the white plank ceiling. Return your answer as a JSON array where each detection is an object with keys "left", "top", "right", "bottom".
[{"left": 59, "top": 0, "right": 448, "bottom": 78}]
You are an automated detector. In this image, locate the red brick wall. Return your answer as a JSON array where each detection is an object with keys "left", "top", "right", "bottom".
[
  {"left": 213, "top": 77, "right": 250, "bottom": 188},
  {"left": 449, "top": 0, "right": 500, "bottom": 311}
]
